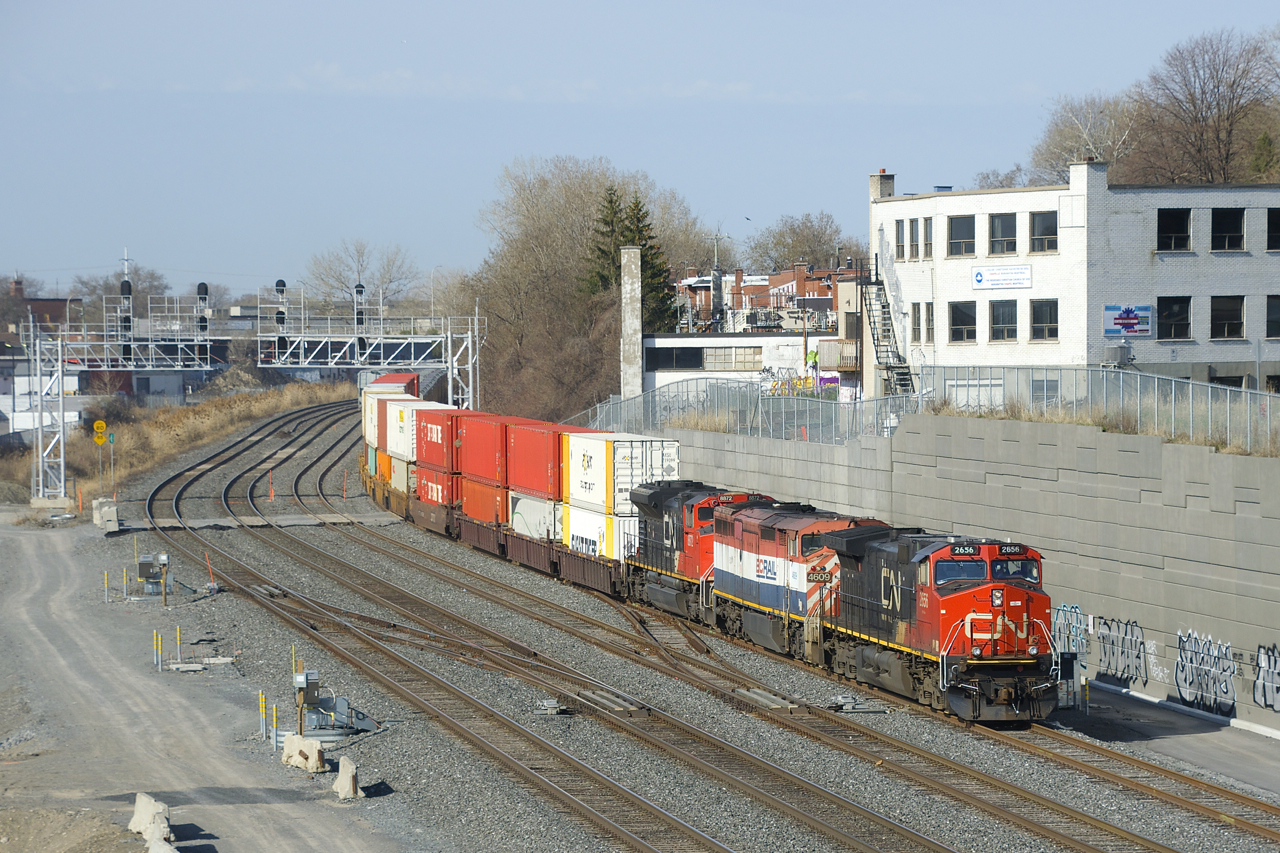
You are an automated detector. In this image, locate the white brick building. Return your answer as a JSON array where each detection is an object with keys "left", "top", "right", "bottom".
[{"left": 868, "top": 161, "right": 1280, "bottom": 392}]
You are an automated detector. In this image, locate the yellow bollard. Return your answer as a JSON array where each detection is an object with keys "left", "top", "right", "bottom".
[
  {"left": 104, "top": 571, "right": 108, "bottom": 603},
  {"left": 157, "top": 634, "right": 163, "bottom": 673},
  {"left": 176, "top": 625, "right": 182, "bottom": 663}
]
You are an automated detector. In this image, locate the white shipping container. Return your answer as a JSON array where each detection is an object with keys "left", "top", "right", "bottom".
[
  {"left": 389, "top": 455, "right": 410, "bottom": 496},
  {"left": 508, "top": 491, "right": 561, "bottom": 540},
  {"left": 361, "top": 385, "right": 408, "bottom": 445},
  {"left": 385, "top": 400, "right": 448, "bottom": 462},
  {"left": 561, "top": 503, "right": 639, "bottom": 561},
  {"left": 563, "top": 433, "right": 679, "bottom": 516}
]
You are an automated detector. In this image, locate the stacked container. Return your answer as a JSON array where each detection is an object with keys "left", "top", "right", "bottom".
[
  {"left": 561, "top": 433, "right": 680, "bottom": 559},
  {"left": 412, "top": 407, "right": 491, "bottom": 512},
  {"left": 503, "top": 423, "right": 596, "bottom": 541},
  {"left": 455, "top": 415, "right": 543, "bottom": 523}
]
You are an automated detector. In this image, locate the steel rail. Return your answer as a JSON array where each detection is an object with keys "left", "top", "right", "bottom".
[{"left": 144, "top": 406, "right": 733, "bottom": 853}]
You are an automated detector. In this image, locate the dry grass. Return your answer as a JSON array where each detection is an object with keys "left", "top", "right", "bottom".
[
  {"left": 925, "top": 396, "right": 1280, "bottom": 457},
  {"left": 666, "top": 410, "right": 733, "bottom": 433},
  {"left": 0, "top": 382, "right": 356, "bottom": 503}
]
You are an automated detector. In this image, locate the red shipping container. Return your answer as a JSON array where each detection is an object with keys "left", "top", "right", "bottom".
[
  {"left": 371, "top": 372, "right": 419, "bottom": 397},
  {"left": 458, "top": 416, "right": 544, "bottom": 487},
  {"left": 415, "top": 466, "right": 460, "bottom": 506},
  {"left": 506, "top": 423, "right": 598, "bottom": 500},
  {"left": 460, "top": 477, "right": 508, "bottom": 524},
  {"left": 415, "top": 408, "right": 493, "bottom": 471}
]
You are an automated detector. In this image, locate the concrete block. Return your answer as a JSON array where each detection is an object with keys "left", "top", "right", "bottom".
[
  {"left": 146, "top": 837, "right": 180, "bottom": 853},
  {"left": 333, "top": 755, "right": 366, "bottom": 800},
  {"left": 128, "top": 793, "right": 172, "bottom": 838},
  {"left": 281, "top": 733, "right": 326, "bottom": 773}
]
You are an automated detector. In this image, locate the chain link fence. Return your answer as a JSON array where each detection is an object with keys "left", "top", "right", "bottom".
[{"left": 569, "top": 366, "right": 1280, "bottom": 454}]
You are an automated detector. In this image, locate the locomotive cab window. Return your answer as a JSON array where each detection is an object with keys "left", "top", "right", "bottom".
[
  {"left": 801, "top": 533, "right": 823, "bottom": 557},
  {"left": 992, "top": 559, "right": 1040, "bottom": 583},
  {"left": 697, "top": 506, "right": 715, "bottom": 522},
  {"left": 933, "top": 560, "right": 988, "bottom": 584}
]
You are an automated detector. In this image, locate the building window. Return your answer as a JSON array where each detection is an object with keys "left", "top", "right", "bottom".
[
  {"left": 989, "top": 213, "right": 1017, "bottom": 255},
  {"left": 1269, "top": 296, "right": 1280, "bottom": 338},
  {"left": 990, "top": 300, "right": 1017, "bottom": 340},
  {"left": 1210, "top": 296, "right": 1244, "bottom": 339},
  {"left": 844, "top": 312, "right": 860, "bottom": 340},
  {"left": 948, "top": 216, "right": 975, "bottom": 256},
  {"left": 1211, "top": 209, "right": 1245, "bottom": 251},
  {"left": 704, "top": 346, "right": 763, "bottom": 370},
  {"left": 645, "top": 347, "right": 704, "bottom": 370},
  {"left": 911, "top": 303, "right": 921, "bottom": 343},
  {"left": 1030, "top": 299, "right": 1058, "bottom": 340},
  {"left": 1269, "top": 209, "right": 1280, "bottom": 251},
  {"left": 925, "top": 302, "right": 934, "bottom": 343},
  {"left": 1157, "top": 296, "right": 1191, "bottom": 339},
  {"left": 909, "top": 219, "right": 919, "bottom": 259},
  {"left": 895, "top": 220, "right": 905, "bottom": 260},
  {"left": 1210, "top": 375, "right": 1245, "bottom": 389},
  {"left": 1030, "top": 211, "right": 1057, "bottom": 253},
  {"left": 923, "top": 219, "right": 933, "bottom": 259},
  {"left": 949, "top": 301, "right": 977, "bottom": 342},
  {"left": 1157, "top": 209, "right": 1191, "bottom": 251}
]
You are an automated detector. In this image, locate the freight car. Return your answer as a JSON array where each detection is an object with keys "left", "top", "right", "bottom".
[{"left": 357, "top": 396, "right": 1069, "bottom": 722}]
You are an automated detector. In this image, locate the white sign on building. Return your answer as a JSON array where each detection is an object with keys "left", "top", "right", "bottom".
[{"left": 972, "top": 265, "right": 1032, "bottom": 290}]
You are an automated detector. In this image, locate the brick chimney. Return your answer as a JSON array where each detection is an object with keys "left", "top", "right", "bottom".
[
  {"left": 870, "top": 169, "right": 895, "bottom": 200},
  {"left": 10, "top": 277, "right": 24, "bottom": 300}
]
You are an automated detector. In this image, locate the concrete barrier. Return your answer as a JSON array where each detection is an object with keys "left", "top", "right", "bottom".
[
  {"left": 280, "top": 733, "right": 326, "bottom": 772},
  {"left": 127, "top": 792, "right": 173, "bottom": 841},
  {"left": 332, "top": 755, "right": 365, "bottom": 800}
]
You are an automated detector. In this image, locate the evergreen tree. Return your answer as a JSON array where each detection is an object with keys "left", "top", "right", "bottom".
[
  {"left": 621, "top": 194, "right": 677, "bottom": 333},
  {"left": 581, "top": 185, "right": 626, "bottom": 294},
  {"left": 1251, "top": 131, "right": 1277, "bottom": 180}
]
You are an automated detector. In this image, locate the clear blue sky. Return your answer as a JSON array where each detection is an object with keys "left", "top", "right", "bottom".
[{"left": 3, "top": 2, "right": 1277, "bottom": 296}]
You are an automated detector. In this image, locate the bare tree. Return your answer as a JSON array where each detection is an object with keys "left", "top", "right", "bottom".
[
  {"left": 1027, "top": 92, "right": 1144, "bottom": 183},
  {"left": 71, "top": 265, "right": 170, "bottom": 323},
  {"left": 971, "top": 164, "right": 1032, "bottom": 189},
  {"left": 742, "top": 212, "right": 862, "bottom": 274},
  {"left": 302, "top": 239, "right": 423, "bottom": 311},
  {"left": 1135, "top": 29, "right": 1280, "bottom": 183}
]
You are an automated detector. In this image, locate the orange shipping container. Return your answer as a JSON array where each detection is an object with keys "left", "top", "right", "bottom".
[
  {"left": 376, "top": 449, "right": 392, "bottom": 482},
  {"left": 460, "top": 477, "right": 508, "bottom": 525}
]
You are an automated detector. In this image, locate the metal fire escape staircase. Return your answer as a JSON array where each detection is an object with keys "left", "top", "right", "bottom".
[{"left": 862, "top": 280, "right": 914, "bottom": 395}]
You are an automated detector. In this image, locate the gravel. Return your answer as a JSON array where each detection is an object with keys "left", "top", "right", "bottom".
[{"left": 71, "top": 407, "right": 1280, "bottom": 853}]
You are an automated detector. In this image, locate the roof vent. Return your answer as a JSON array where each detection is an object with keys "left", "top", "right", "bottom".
[{"left": 933, "top": 186, "right": 952, "bottom": 193}]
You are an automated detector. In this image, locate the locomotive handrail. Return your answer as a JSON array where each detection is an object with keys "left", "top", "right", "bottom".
[
  {"left": 938, "top": 620, "right": 969, "bottom": 691},
  {"left": 1032, "top": 617, "right": 1061, "bottom": 682}
]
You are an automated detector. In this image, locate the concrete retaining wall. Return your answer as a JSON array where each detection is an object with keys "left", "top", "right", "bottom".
[{"left": 661, "top": 415, "right": 1280, "bottom": 732}]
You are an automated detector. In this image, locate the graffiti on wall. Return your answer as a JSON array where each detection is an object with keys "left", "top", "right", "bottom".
[
  {"left": 1051, "top": 604, "right": 1088, "bottom": 658},
  {"left": 1095, "top": 618, "right": 1147, "bottom": 686},
  {"left": 1174, "top": 631, "right": 1236, "bottom": 716},
  {"left": 1255, "top": 644, "right": 1280, "bottom": 712}
]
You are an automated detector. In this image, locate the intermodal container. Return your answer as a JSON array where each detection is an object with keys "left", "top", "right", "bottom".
[
  {"left": 415, "top": 466, "right": 460, "bottom": 506},
  {"left": 366, "top": 443, "right": 376, "bottom": 477},
  {"left": 460, "top": 477, "right": 508, "bottom": 525},
  {"left": 373, "top": 394, "right": 417, "bottom": 452},
  {"left": 386, "top": 400, "right": 448, "bottom": 462},
  {"left": 562, "top": 503, "right": 639, "bottom": 561},
  {"left": 458, "top": 415, "right": 544, "bottom": 487},
  {"left": 508, "top": 490, "right": 561, "bottom": 540},
  {"left": 376, "top": 449, "right": 392, "bottom": 483},
  {"left": 506, "top": 423, "right": 598, "bottom": 501},
  {"left": 389, "top": 455, "right": 409, "bottom": 496},
  {"left": 563, "top": 433, "right": 680, "bottom": 516},
  {"left": 415, "top": 408, "right": 493, "bottom": 471},
  {"left": 371, "top": 372, "right": 419, "bottom": 397},
  {"left": 362, "top": 387, "right": 409, "bottom": 443}
]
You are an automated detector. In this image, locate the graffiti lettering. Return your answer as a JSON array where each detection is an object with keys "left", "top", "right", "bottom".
[
  {"left": 1095, "top": 618, "right": 1147, "bottom": 686},
  {"left": 1052, "top": 604, "right": 1088, "bottom": 656},
  {"left": 1175, "top": 631, "right": 1236, "bottom": 716},
  {"left": 1254, "top": 644, "right": 1280, "bottom": 712}
]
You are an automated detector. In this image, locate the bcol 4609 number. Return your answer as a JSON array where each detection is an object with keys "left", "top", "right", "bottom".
[{"left": 806, "top": 570, "right": 832, "bottom": 584}]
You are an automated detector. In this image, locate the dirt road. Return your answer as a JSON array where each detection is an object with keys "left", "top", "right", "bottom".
[{"left": 0, "top": 512, "right": 401, "bottom": 852}]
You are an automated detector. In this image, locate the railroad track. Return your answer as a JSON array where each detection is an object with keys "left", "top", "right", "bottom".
[{"left": 143, "top": 404, "right": 737, "bottom": 853}]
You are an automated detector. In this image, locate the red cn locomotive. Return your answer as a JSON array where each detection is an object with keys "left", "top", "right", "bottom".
[{"left": 824, "top": 528, "right": 1062, "bottom": 722}]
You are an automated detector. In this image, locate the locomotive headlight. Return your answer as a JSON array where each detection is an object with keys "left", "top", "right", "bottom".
[
  {"left": 991, "top": 588, "right": 1004, "bottom": 608},
  {"left": 1028, "top": 645, "right": 1039, "bottom": 656},
  {"left": 970, "top": 646, "right": 983, "bottom": 658}
]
